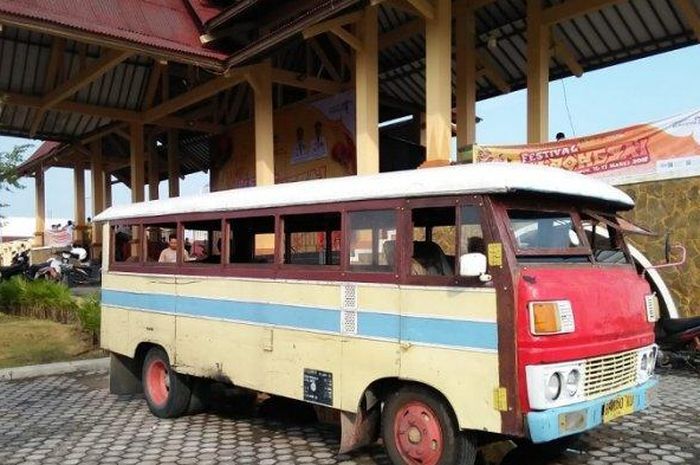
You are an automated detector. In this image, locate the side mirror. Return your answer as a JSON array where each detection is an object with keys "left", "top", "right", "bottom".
[{"left": 460, "top": 253, "right": 488, "bottom": 277}]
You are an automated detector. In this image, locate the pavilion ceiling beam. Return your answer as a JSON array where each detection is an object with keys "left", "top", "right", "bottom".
[
  {"left": 330, "top": 26, "right": 364, "bottom": 51},
  {"left": 270, "top": 69, "right": 346, "bottom": 94},
  {"left": 29, "top": 49, "right": 132, "bottom": 136},
  {"left": 552, "top": 34, "right": 584, "bottom": 78},
  {"left": 541, "top": 0, "right": 626, "bottom": 26},
  {"left": 675, "top": 0, "right": 700, "bottom": 41},
  {"left": 302, "top": 11, "right": 364, "bottom": 40},
  {"left": 327, "top": 34, "right": 352, "bottom": 76},
  {"left": 379, "top": 19, "right": 422, "bottom": 50},
  {"left": 4, "top": 92, "right": 224, "bottom": 134},
  {"left": 142, "top": 67, "right": 251, "bottom": 123},
  {"left": 143, "top": 63, "right": 164, "bottom": 109},
  {"left": 476, "top": 51, "right": 511, "bottom": 93},
  {"left": 308, "top": 38, "right": 343, "bottom": 82},
  {"left": 28, "top": 37, "right": 65, "bottom": 137}
]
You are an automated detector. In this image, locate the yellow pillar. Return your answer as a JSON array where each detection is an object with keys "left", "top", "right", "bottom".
[
  {"left": 148, "top": 134, "right": 160, "bottom": 201},
  {"left": 424, "top": 0, "right": 452, "bottom": 164},
  {"left": 355, "top": 6, "right": 379, "bottom": 175},
  {"left": 456, "top": 1, "right": 477, "bottom": 160},
  {"left": 90, "top": 141, "right": 105, "bottom": 248},
  {"left": 251, "top": 62, "right": 275, "bottom": 186},
  {"left": 130, "top": 122, "right": 145, "bottom": 203},
  {"left": 167, "top": 129, "right": 180, "bottom": 197},
  {"left": 34, "top": 167, "right": 45, "bottom": 247},
  {"left": 527, "top": 0, "right": 550, "bottom": 143},
  {"left": 73, "top": 163, "right": 86, "bottom": 243}
]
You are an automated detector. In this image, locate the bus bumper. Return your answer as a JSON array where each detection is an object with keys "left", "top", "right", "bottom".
[{"left": 526, "top": 378, "right": 658, "bottom": 444}]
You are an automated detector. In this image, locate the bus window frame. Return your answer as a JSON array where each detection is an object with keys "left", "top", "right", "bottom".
[
  {"left": 222, "top": 209, "right": 279, "bottom": 277},
  {"left": 280, "top": 209, "right": 342, "bottom": 270},
  {"left": 141, "top": 218, "right": 179, "bottom": 272},
  {"left": 110, "top": 220, "right": 144, "bottom": 272},
  {"left": 179, "top": 217, "right": 227, "bottom": 273},
  {"left": 496, "top": 199, "right": 592, "bottom": 258},
  {"left": 344, "top": 200, "right": 402, "bottom": 284},
  {"left": 403, "top": 195, "right": 493, "bottom": 288}
]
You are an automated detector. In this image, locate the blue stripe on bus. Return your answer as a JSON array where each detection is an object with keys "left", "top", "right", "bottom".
[{"left": 102, "top": 289, "right": 498, "bottom": 351}]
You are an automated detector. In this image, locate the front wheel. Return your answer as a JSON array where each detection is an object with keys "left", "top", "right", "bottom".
[
  {"left": 142, "top": 347, "right": 191, "bottom": 418},
  {"left": 382, "top": 385, "right": 477, "bottom": 465}
]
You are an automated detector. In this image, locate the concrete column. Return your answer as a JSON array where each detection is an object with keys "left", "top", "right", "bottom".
[
  {"left": 251, "top": 61, "right": 275, "bottom": 186},
  {"left": 527, "top": 0, "right": 550, "bottom": 143},
  {"left": 148, "top": 134, "right": 160, "bottom": 201},
  {"left": 73, "top": 164, "right": 86, "bottom": 243},
  {"left": 130, "top": 122, "right": 145, "bottom": 203},
  {"left": 167, "top": 129, "right": 180, "bottom": 198},
  {"left": 424, "top": 0, "right": 452, "bottom": 164},
  {"left": 355, "top": 6, "right": 379, "bottom": 175},
  {"left": 456, "top": 1, "right": 477, "bottom": 159},
  {"left": 34, "top": 167, "right": 45, "bottom": 247},
  {"left": 90, "top": 141, "right": 105, "bottom": 248}
]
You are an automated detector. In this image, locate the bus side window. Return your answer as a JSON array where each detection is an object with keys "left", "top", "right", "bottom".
[
  {"left": 348, "top": 210, "right": 397, "bottom": 272},
  {"left": 144, "top": 223, "right": 178, "bottom": 263},
  {"left": 183, "top": 220, "right": 223, "bottom": 265},
  {"left": 283, "top": 212, "right": 341, "bottom": 265},
  {"left": 229, "top": 216, "right": 275, "bottom": 264},
  {"left": 410, "top": 207, "right": 456, "bottom": 276},
  {"left": 113, "top": 225, "right": 141, "bottom": 263},
  {"left": 459, "top": 206, "right": 485, "bottom": 257}
]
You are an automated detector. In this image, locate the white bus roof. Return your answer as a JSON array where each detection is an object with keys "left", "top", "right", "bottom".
[{"left": 95, "top": 163, "right": 634, "bottom": 222}]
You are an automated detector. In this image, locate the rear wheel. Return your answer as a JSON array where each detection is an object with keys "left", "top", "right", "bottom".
[
  {"left": 142, "top": 347, "right": 191, "bottom": 418},
  {"left": 382, "top": 385, "right": 477, "bottom": 465}
]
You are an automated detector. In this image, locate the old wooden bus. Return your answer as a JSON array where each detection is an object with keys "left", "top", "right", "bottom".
[{"left": 96, "top": 163, "right": 658, "bottom": 465}]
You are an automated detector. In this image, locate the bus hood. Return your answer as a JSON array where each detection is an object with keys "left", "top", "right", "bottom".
[{"left": 515, "top": 266, "right": 655, "bottom": 365}]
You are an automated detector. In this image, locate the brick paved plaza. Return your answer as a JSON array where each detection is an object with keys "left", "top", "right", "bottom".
[{"left": 0, "top": 369, "right": 697, "bottom": 465}]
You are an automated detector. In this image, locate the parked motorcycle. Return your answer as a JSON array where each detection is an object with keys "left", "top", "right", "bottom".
[
  {"left": 0, "top": 249, "right": 30, "bottom": 281},
  {"left": 656, "top": 315, "right": 700, "bottom": 371},
  {"left": 33, "top": 246, "right": 100, "bottom": 287}
]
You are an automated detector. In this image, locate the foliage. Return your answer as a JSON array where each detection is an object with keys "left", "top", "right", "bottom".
[
  {"left": 0, "top": 278, "right": 101, "bottom": 346},
  {"left": 76, "top": 293, "right": 101, "bottom": 345},
  {"left": 0, "top": 144, "right": 31, "bottom": 219}
]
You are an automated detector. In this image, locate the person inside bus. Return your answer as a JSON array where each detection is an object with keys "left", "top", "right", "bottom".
[{"left": 158, "top": 234, "right": 189, "bottom": 263}]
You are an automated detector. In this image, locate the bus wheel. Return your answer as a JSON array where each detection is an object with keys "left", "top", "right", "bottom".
[
  {"left": 142, "top": 347, "right": 191, "bottom": 418},
  {"left": 382, "top": 386, "right": 477, "bottom": 465}
]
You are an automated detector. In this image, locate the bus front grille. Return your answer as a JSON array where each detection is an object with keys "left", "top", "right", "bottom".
[{"left": 584, "top": 349, "right": 638, "bottom": 398}]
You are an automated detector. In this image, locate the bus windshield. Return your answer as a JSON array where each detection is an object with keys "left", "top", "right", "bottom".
[{"left": 508, "top": 210, "right": 588, "bottom": 259}]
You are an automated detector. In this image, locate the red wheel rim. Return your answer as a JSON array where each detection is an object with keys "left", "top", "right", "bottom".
[
  {"left": 393, "top": 401, "right": 444, "bottom": 465},
  {"left": 146, "top": 359, "right": 170, "bottom": 407}
]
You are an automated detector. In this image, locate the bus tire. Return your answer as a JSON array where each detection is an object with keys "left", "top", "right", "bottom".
[
  {"left": 142, "top": 347, "right": 191, "bottom": 418},
  {"left": 382, "top": 385, "right": 477, "bottom": 465}
]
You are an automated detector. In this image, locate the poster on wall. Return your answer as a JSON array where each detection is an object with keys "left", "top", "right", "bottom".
[
  {"left": 211, "top": 91, "right": 356, "bottom": 191},
  {"left": 472, "top": 109, "right": 700, "bottom": 185}
]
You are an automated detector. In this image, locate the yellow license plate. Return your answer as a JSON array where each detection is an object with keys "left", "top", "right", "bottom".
[{"left": 602, "top": 394, "right": 634, "bottom": 423}]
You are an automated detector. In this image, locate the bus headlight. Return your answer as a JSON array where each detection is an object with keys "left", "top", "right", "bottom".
[
  {"left": 526, "top": 362, "right": 585, "bottom": 409},
  {"left": 566, "top": 369, "right": 581, "bottom": 396},
  {"left": 546, "top": 373, "right": 562, "bottom": 400}
]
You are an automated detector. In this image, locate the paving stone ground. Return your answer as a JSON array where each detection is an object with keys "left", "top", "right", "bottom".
[{"left": 0, "top": 368, "right": 697, "bottom": 465}]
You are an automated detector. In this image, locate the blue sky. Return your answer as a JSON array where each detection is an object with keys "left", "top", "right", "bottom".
[{"left": 1, "top": 44, "right": 699, "bottom": 219}]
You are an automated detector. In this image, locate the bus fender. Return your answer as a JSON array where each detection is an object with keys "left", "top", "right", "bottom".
[
  {"left": 109, "top": 352, "right": 143, "bottom": 395},
  {"left": 339, "top": 404, "right": 380, "bottom": 454}
]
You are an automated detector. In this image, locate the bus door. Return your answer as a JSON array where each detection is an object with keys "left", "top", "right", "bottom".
[{"left": 398, "top": 200, "right": 503, "bottom": 432}]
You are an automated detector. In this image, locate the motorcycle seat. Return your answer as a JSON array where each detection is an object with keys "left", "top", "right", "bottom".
[{"left": 661, "top": 316, "right": 700, "bottom": 334}]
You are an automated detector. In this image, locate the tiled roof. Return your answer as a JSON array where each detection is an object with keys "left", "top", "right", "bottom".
[{"left": 0, "top": 0, "right": 228, "bottom": 62}]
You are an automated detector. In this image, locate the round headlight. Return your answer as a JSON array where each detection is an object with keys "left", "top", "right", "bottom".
[
  {"left": 546, "top": 372, "right": 562, "bottom": 400},
  {"left": 640, "top": 353, "right": 648, "bottom": 372},
  {"left": 566, "top": 369, "right": 580, "bottom": 396}
]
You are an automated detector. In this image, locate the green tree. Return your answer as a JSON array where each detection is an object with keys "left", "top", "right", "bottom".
[{"left": 0, "top": 144, "right": 31, "bottom": 220}]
